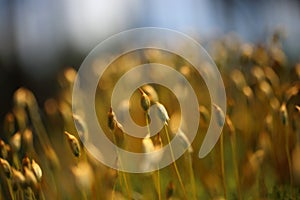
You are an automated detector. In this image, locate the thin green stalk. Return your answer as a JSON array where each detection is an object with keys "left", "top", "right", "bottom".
[
  {"left": 230, "top": 133, "right": 241, "bottom": 200},
  {"left": 35, "top": 187, "right": 46, "bottom": 200},
  {"left": 111, "top": 177, "right": 117, "bottom": 200},
  {"left": 80, "top": 189, "right": 88, "bottom": 200},
  {"left": 156, "top": 167, "right": 161, "bottom": 200},
  {"left": 258, "top": 166, "right": 268, "bottom": 199},
  {"left": 164, "top": 125, "right": 188, "bottom": 199},
  {"left": 220, "top": 132, "right": 227, "bottom": 199},
  {"left": 112, "top": 134, "right": 132, "bottom": 199},
  {"left": 145, "top": 113, "right": 161, "bottom": 200},
  {"left": 186, "top": 151, "right": 197, "bottom": 200},
  {"left": 284, "top": 126, "right": 294, "bottom": 199},
  {"left": 1, "top": 181, "right": 14, "bottom": 200},
  {"left": 0, "top": 169, "right": 14, "bottom": 200}
]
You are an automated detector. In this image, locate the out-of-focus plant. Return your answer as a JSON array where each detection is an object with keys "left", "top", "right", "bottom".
[{"left": 1, "top": 31, "right": 300, "bottom": 200}]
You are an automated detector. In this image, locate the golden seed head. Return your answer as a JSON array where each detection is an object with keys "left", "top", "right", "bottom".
[
  {"left": 264, "top": 66, "right": 279, "bottom": 88},
  {"left": 213, "top": 104, "right": 225, "bottom": 127},
  {"left": 230, "top": 69, "right": 246, "bottom": 90},
  {"left": 0, "top": 158, "right": 12, "bottom": 178},
  {"left": 225, "top": 115, "right": 235, "bottom": 136},
  {"left": 258, "top": 132, "right": 272, "bottom": 155},
  {"left": 264, "top": 114, "right": 273, "bottom": 133},
  {"left": 284, "top": 84, "right": 300, "bottom": 102},
  {"left": 269, "top": 97, "right": 280, "bottom": 111},
  {"left": 73, "top": 114, "right": 88, "bottom": 143},
  {"left": 295, "top": 105, "right": 300, "bottom": 112},
  {"left": 0, "top": 140, "right": 9, "bottom": 159},
  {"left": 44, "top": 98, "right": 59, "bottom": 116},
  {"left": 4, "top": 112, "right": 16, "bottom": 135},
  {"left": 259, "top": 80, "right": 273, "bottom": 98},
  {"left": 14, "top": 87, "right": 28, "bottom": 107},
  {"left": 155, "top": 102, "right": 170, "bottom": 125},
  {"left": 12, "top": 168, "right": 26, "bottom": 187},
  {"left": 242, "top": 86, "right": 254, "bottom": 101},
  {"left": 22, "top": 156, "right": 31, "bottom": 169},
  {"left": 180, "top": 65, "right": 192, "bottom": 78},
  {"left": 153, "top": 133, "right": 163, "bottom": 149},
  {"left": 251, "top": 66, "right": 265, "bottom": 82},
  {"left": 108, "top": 107, "right": 116, "bottom": 131},
  {"left": 199, "top": 105, "right": 210, "bottom": 123},
  {"left": 58, "top": 67, "right": 77, "bottom": 88},
  {"left": 280, "top": 103, "right": 288, "bottom": 126},
  {"left": 142, "top": 137, "right": 155, "bottom": 153},
  {"left": 64, "top": 131, "right": 81, "bottom": 157},
  {"left": 0, "top": 139, "right": 5, "bottom": 148},
  {"left": 64, "top": 67, "right": 77, "bottom": 84},
  {"left": 249, "top": 149, "right": 265, "bottom": 170},
  {"left": 71, "top": 162, "right": 94, "bottom": 192},
  {"left": 24, "top": 166, "right": 38, "bottom": 189},
  {"left": 10, "top": 131, "right": 21, "bottom": 152},
  {"left": 142, "top": 85, "right": 159, "bottom": 103},
  {"left": 22, "top": 128, "right": 33, "bottom": 151},
  {"left": 139, "top": 88, "right": 151, "bottom": 111},
  {"left": 241, "top": 43, "right": 253, "bottom": 58},
  {"left": 31, "top": 159, "right": 42, "bottom": 182}
]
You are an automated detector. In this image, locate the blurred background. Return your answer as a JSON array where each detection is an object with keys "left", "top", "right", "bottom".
[{"left": 1, "top": 0, "right": 300, "bottom": 126}]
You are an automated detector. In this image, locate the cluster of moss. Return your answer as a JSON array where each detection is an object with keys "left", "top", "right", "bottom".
[{"left": 1, "top": 31, "right": 300, "bottom": 199}]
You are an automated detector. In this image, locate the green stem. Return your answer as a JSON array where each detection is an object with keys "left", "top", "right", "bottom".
[
  {"left": 230, "top": 133, "right": 241, "bottom": 200},
  {"left": 0, "top": 170, "right": 14, "bottom": 200},
  {"left": 81, "top": 189, "right": 88, "bottom": 200},
  {"left": 186, "top": 152, "right": 197, "bottom": 200},
  {"left": 145, "top": 112, "right": 151, "bottom": 138},
  {"left": 157, "top": 167, "right": 161, "bottom": 200},
  {"left": 285, "top": 126, "right": 294, "bottom": 199},
  {"left": 164, "top": 125, "right": 188, "bottom": 199},
  {"left": 145, "top": 112, "right": 161, "bottom": 200},
  {"left": 111, "top": 178, "right": 117, "bottom": 200},
  {"left": 112, "top": 134, "right": 131, "bottom": 199},
  {"left": 220, "top": 132, "right": 227, "bottom": 199}
]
